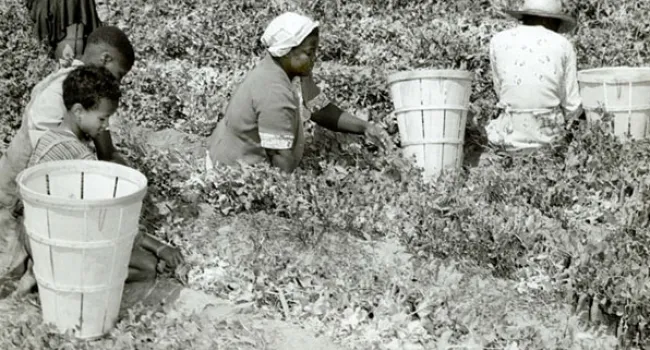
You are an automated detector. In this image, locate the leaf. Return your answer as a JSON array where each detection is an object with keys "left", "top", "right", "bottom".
[{"left": 436, "top": 330, "right": 454, "bottom": 350}]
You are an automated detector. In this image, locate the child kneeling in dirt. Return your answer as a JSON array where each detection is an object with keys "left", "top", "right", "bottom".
[{"left": 16, "top": 65, "right": 184, "bottom": 293}]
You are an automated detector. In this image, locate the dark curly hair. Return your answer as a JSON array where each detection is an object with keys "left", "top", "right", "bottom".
[
  {"left": 86, "top": 26, "right": 135, "bottom": 68},
  {"left": 62, "top": 66, "right": 122, "bottom": 111}
]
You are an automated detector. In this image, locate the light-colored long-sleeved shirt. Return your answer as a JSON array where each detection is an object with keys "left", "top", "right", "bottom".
[
  {"left": 25, "top": 60, "right": 86, "bottom": 148},
  {"left": 487, "top": 25, "right": 583, "bottom": 149},
  {"left": 489, "top": 24, "right": 582, "bottom": 117},
  {"left": 0, "top": 60, "right": 85, "bottom": 210}
]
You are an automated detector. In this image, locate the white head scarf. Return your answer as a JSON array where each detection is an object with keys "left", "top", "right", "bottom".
[{"left": 260, "top": 12, "right": 320, "bottom": 57}]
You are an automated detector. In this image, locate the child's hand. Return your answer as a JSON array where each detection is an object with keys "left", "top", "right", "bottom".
[
  {"left": 12, "top": 259, "right": 36, "bottom": 297},
  {"left": 156, "top": 245, "right": 184, "bottom": 270}
]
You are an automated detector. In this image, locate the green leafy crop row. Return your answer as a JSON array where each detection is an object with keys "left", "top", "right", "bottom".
[{"left": 4, "top": 0, "right": 650, "bottom": 347}]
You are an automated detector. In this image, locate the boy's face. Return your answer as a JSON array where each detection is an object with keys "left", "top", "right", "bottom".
[
  {"left": 74, "top": 98, "right": 118, "bottom": 139},
  {"left": 103, "top": 54, "right": 130, "bottom": 82}
]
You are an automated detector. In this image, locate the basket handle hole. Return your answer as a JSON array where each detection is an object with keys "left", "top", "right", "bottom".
[{"left": 113, "top": 176, "right": 119, "bottom": 198}]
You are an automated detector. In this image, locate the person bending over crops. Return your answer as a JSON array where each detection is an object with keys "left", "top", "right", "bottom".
[
  {"left": 26, "top": 0, "right": 103, "bottom": 61},
  {"left": 205, "top": 12, "right": 392, "bottom": 173},
  {"left": 0, "top": 26, "right": 134, "bottom": 296},
  {"left": 486, "top": 0, "right": 583, "bottom": 151},
  {"left": 0, "top": 25, "right": 132, "bottom": 212},
  {"left": 7, "top": 66, "right": 184, "bottom": 296}
]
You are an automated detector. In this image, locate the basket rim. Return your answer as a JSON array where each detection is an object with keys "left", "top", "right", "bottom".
[
  {"left": 578, "top": 66, "right": 650, "bottom": 84},
  {"left": 387, "top": 69, "right": 474, "bottom": 85},
  {"left": 17, "top": 160, "right": 148, "bottom": 208}
]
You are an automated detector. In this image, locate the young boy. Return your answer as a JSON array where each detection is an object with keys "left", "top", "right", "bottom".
[
  {"left": 0, "top": 25, "right": 134, "bottom": 216},
  {"left": 21, "top": 66, "right": 184, "bottom": 291},
  {"left": 0, "top": 26, "right": 136, "bottom": 289}
]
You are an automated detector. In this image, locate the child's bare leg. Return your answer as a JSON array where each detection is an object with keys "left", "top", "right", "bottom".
[
  {"left": 127, "top": 246, "right": 157, "bottom": 283},
  {"left": 54, "top": 23, "right": 85, "bottom": 60}
]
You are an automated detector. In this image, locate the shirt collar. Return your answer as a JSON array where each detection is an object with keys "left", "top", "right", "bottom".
[{"left": 261, "top": 53, "right": 292, "bottom": 84}]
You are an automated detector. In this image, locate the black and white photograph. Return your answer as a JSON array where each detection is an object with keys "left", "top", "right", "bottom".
[{"left": 0, "top": 0, "right": 646, "bottom": 349}]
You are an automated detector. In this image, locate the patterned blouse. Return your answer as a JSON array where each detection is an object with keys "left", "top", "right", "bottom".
[{"left": 489, "top": 25, "right": 582, "bottom": 119}]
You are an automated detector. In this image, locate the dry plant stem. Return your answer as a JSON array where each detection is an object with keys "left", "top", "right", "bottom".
[{"left": 277, "top": 287, "right": 291, "bottom": 321}]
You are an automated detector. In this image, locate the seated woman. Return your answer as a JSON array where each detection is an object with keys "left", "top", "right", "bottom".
[
  {"left": 26, "top": 0, "right": 103, "bottom": 60},
  {"left": 486, "top": 0, "right": 582, "bottom": 152},
  {"left": 205, "top": 12, "right": 392, "bottom": 173}
]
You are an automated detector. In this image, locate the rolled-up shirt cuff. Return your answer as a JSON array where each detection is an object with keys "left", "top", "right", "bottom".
[
  {"left": 259, "top": 133, "right": 294, "bottom": 150},
  {"left": 305, "top": 93, "right": 331, "bottom": 114}
]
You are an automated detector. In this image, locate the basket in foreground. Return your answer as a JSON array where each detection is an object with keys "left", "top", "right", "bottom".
[{"left": 17, "top": 160, "right": 148, "bottom": 340}]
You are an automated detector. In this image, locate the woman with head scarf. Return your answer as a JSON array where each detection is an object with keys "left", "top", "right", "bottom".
[{"left": 205, "top": 12, "right": 392, "bottom": 173}]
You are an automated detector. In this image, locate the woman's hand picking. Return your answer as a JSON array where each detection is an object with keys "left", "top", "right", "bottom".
[{"left": 364, "top": 122, "right": 393, "bottom": 151}]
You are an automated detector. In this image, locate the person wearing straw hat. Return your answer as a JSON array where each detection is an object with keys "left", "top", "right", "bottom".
[
  {"left": 485, "top": 0, "right": 583, "bottom": 152},
  {"left": 205, "top": 12, "right": 392, "bottom": 173}
]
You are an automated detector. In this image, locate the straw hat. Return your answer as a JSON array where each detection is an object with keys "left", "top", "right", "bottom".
[{"left": 505, "top": 0, "right": 577, "bottom": 33}]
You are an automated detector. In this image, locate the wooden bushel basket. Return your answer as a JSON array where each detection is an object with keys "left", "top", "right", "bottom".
[
  {"left": 578, "top": 66, "right": 650, "bottom": 141},
  {"left": 17, "top": 160, "right": 148, "bottom": 340},
  {"left": 387, "top": 69, "right": 473, "bottom": 181}
]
